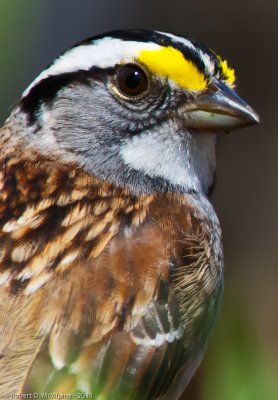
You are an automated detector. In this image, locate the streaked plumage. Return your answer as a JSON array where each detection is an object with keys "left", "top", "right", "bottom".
[{"left": 0, "top": 30, "right": 259, "bottom": 399}]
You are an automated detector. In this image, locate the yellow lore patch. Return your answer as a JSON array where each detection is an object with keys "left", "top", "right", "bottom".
[{"left": 138, "top": 46, "right": 207, "bottom": 91}]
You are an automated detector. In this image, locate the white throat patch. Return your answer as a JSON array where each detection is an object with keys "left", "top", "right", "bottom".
[{"left": 120, "top": 123, "right": 216, "bottom": 193}]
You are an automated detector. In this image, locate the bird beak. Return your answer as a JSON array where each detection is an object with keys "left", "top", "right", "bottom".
[{"left": 183, "top": 77, "right": 260, "bottom": 132}]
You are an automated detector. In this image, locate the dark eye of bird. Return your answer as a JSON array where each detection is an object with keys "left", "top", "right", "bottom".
[{"left": 117, "top": 64, "right": 149, "bottom": 97}]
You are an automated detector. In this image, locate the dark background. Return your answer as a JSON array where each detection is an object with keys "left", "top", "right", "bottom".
[{"left": 0, "top": 1, "right": 277, "bottom": 399}]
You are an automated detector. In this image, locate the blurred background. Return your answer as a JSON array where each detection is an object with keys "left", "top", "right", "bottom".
[{"left": 0, "top": 1, "right": 277, "bottom": 399}]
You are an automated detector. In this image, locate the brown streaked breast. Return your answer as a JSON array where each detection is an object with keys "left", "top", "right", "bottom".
[{"left": 0, "top": 154, "right": 222, "bottom": 399}]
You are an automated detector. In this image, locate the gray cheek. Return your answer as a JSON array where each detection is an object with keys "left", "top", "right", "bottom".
[
  {"left": 46, "top": 85, "right": 123, "bottom": 152},
  {"left": 46, "top": 82, "right": 164, "bottom": 163},
  {"left": 34, "top": 85, "right": 131, "bottom": 182}
]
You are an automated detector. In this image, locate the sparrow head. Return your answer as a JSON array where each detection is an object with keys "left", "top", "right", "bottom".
[{"left": 10, "top": 30, "right": 259, "bottom": 195}]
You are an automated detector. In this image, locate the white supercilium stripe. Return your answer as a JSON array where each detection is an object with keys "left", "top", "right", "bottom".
[{"left": 22, "top": 38, "right": 160, "bottom": 98}]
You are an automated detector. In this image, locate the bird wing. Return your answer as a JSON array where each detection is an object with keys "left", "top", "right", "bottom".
[{"left": 0, "top": 158, "right": 219, "bottom": 399}]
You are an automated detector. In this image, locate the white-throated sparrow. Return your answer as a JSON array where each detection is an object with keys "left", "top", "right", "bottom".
[{"left": 0, "top": 30, "right": 259, "bottom": 399}]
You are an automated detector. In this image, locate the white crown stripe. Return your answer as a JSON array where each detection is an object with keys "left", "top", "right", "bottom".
[{"left": 155, "top": 31, "right": 196, "bottom": 51}]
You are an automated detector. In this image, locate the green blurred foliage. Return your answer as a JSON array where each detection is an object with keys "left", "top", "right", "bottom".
[
  {"left": 0, "top": 1, "right": 46, "bottom": 119},
  {"left": 199, "top": 290, "right": 278, "bottom": 400}
]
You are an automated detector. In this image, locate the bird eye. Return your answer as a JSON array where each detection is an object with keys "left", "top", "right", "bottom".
[{"left": 117, "top": 64, "right": 149, "bottom": 97}]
